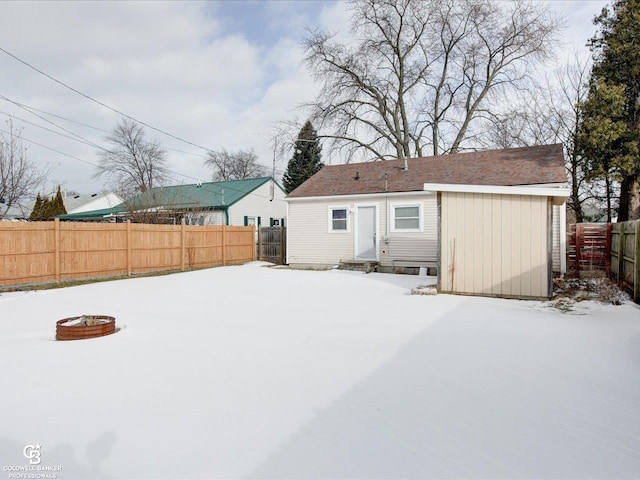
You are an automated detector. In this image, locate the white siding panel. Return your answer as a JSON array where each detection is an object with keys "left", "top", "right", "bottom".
[
  {"left": 380, "top": 194, "right": 438, "bottom": 267},
  {"left": 228, "top": 180, "right": 287, "bottom": 226},
  {"left": 287, "top": 193, "right": 438, "bottom": 268},
  {"left": 287, "top": 200, "right": 354, "bottom": 265}
]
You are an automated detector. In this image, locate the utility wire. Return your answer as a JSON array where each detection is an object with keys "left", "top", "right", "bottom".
[
  {"left": 0, "top": 98, "right": 108, "bottom": 151},
  {"left": 0, "top": 46, "right": 214, "bottom": 152},
  {"left": 0, "top": 127, "right": 99, "bottom": 169},
  {"left": 0, "top": 93, "right": 211, "bottom": 159},
  {"left": 0, "top": 97, "right": 110, "bottom": 133},
  {"left": 0, "top": 108, "right": 283, "bottom": 200},
  {"left": 0, "top": 110, "right": 98, "bottom": 149},
  {"left": 7, "top": 128, "right": 284, "bottom": 203}
]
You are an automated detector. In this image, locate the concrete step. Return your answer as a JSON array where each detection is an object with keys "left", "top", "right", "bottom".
[{"left": 338, "top": 260, "right": 379, "bottom": 273}]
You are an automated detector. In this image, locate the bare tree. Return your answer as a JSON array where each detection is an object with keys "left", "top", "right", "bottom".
[
  {"left": 302, "top": 0, "right": 559, "bottom": 162},
  {"left": 483, "top": 56, "right": 602, "bottom": 222},
  {"left": 204, "top": 148, "right": 267, "bottom": 181},
  {"left": 95, "top": 118, "right": 169, "bottom": 197},
  {"left": 0, "top": 121, "right": 45, "bottom": 219}
]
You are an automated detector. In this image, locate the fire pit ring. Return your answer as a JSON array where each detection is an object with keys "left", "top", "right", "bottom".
[{"left": 56, "top": 315, "right": 116, "bottom": 341}]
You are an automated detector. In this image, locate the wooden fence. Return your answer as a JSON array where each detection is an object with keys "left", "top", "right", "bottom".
[
  {"left": 567, "top": 223, "right": 612, "bottom": 275},
  {"left": 610, "top": 220, "right": 640, "bottom": 303},
  {"left": 257, "top": 227, "right": 286, "bottom": 265},
  {"left": 0, "top": 219, "right": 255, "bottom": 287}
]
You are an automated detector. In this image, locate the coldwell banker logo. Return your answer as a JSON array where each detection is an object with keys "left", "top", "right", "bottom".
[
  {"left": 3, "top": 444, "right": 63, "bottom": 479},
  {"left": 23, "top": 445, "right": 41, "bottom": 465}
]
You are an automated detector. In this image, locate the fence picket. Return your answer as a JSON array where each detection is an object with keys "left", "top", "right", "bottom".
[{"left": 0, "top": 221, "right": 255, "bottom": 288}]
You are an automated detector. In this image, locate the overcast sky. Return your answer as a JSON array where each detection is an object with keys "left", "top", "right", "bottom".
[{"left": 0, "top": 0, "right": 608, "bottom": 196}]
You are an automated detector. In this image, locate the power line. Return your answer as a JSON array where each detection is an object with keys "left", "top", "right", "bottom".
[
  {"left": 0, "top": 46, "right": 215, "bottom": 153},
  {"left": 0, "top": 93, "right": 211, "bottom": 159},
  {"left": 5, "top": 128, "right": 283, "bottom": 203},
  {"left": 0, "top": 110, "right": 98, "bottom": 149},
  {"left": 0, "top": 127, "right": 99, "bottom": 169},
  {"left": 0, "top": 93, "right": 124, "bottom": 155},
  {"left": 0, "top": 97, "right": 110, "bottom": 133},
  {"left": 0, "top": 104, "right": 282, "bottom": 199}
]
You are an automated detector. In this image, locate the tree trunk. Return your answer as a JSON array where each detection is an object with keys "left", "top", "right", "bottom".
[
  {"left": 628, "top": 177, "right": 640, "bottom": 220},
  {"left": 618, "top": 176, "right": 631, "bottom": 222}
]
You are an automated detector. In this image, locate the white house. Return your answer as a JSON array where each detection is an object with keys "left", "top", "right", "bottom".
[
  {"left": 58, "top": 177, "right": 287, "bottom": 227},
  {"left": 63, "top": 192, "right": 123, "bottom": 215},
  {"left": 286, "top": 144, "right": 570, "bottom": 299}
]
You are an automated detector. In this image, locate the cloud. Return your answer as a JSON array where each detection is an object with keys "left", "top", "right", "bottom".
[{"left": 0, "top": 0, "right": 609, "bottom": 195}]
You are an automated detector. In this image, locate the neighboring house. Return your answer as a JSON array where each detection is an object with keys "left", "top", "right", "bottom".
[
  {"left": 1, "top": 202, "right": 31, "bottom": 220},
  {"left": 58, "top": 177, "right": 287, "bottom": 227},
  {"left": 286, "top": 144, "right": 569, "bottom": 299},
  {"left": 63, "top": 192, "right": 123, "bottom": 215},
  {"left": 1, "top": 192, "right": 122, "bottom": 220}
]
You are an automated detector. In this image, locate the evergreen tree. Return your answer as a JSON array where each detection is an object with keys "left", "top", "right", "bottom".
[
  {"left": 29, "top": 193, "right": 43, "bottom": 220},
  {"left": 28, "top": 186, "right": 67, "bottom": 220},
  {"left": 50, "top": 186, "right": 67, "bottom": 217},
  {"left": 580, "top": 0, "right": 640, "bottom": 221},
  {"left": 283, "top": 121, "right": 323, "bottom": 194}
]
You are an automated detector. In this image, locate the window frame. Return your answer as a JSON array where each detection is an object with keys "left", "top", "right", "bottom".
[
  {"left": 328, "top": 206, "right": 350, "bottom": 233},
  {"left": 390, "top": 203, "right": 423, "bottom": 233}
]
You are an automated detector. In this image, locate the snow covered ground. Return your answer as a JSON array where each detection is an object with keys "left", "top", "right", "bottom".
[{"left": 1, "top": 263, "right": 639, "bottom": 479}]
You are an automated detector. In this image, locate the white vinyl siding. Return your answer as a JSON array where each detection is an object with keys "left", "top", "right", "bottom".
[
  {"left": 184, "top": 211, "right": 225, "bottom": 226},
  {"left": 288, "top": 200, "right": 355, "bottom": 265},
  {"left": 287, "top": 193, "right": 438, "bottom": 268},
  {"left": 379, "top": 195, "right": 437, "bottom": 267},
  {"left": 439, "top": 192, "right": 550, "bottom": 299},
  {"left": 227, "top": 180, "right": 287, "bottom": 227}
]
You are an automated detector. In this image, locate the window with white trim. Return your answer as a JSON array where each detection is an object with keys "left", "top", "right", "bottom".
[
  {"left": 392, "top": 204, "right": 421, "bottom": 232},
  {"left": 329, "top": 207, "right": 348, "bottom": 232}
]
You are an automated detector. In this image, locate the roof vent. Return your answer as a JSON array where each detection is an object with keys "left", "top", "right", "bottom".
[
  {"left": 354, "top": 171, "right": 360, "bottom": 180},
  {"left": 91, "top": 193, "right": 97, "bottom": 197},
  {"left": 402, "top": 157, "right": 408, "bottom": 171}
]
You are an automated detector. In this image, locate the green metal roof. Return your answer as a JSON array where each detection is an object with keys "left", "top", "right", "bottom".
[{"left": 57, "top": 177, "right": 280, "bottom": 220}]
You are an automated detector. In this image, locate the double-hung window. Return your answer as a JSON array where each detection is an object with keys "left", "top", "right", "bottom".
[
  {"left": 329, "top": 207, "right": 348, "bottom": 232},
  {"left": 392, "top": 204, "right": 421, "bottom": 232}
]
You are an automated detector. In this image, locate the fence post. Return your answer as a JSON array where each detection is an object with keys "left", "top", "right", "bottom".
[
  {"left": 635, "top": 220, "right": 640, "bottom": 303},
  {"left": 280, "top": 227, "right": 286, "bottom": 265},
  {"left": 617, "top": 222, "right": 625, "bottom": 284},
  {"left": 253, "top": 226, "right": 257, "bottom": 262},
  {"left": 575, "top": 223, "right": 582, "bottom": 277},
  {"left": 221, "top": 224, "right": 226, "bottom": 266},
  {"left": 126, "top": 221, "right": 132, "bottom": 276},
  {"left": 257, "top": 227, "right": 262, "bottom": 262},
  {"left": 54, "top": 218, "right": 60, "bottom": 283},
  {"left": 181, "top": 217, "right": 186, "bottom": 271},
  {"left": 605, "top": 223, "right": 612, "bottom": 272}
]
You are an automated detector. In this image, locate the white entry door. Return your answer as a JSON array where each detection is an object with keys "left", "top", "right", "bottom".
[{"left": 356, "top": 206, "right": 377, "bottom": 259}]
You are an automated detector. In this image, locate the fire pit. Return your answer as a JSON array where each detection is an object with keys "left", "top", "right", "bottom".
[{"left": 56, "top": 315, "right": 116, "bottom": 341}]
